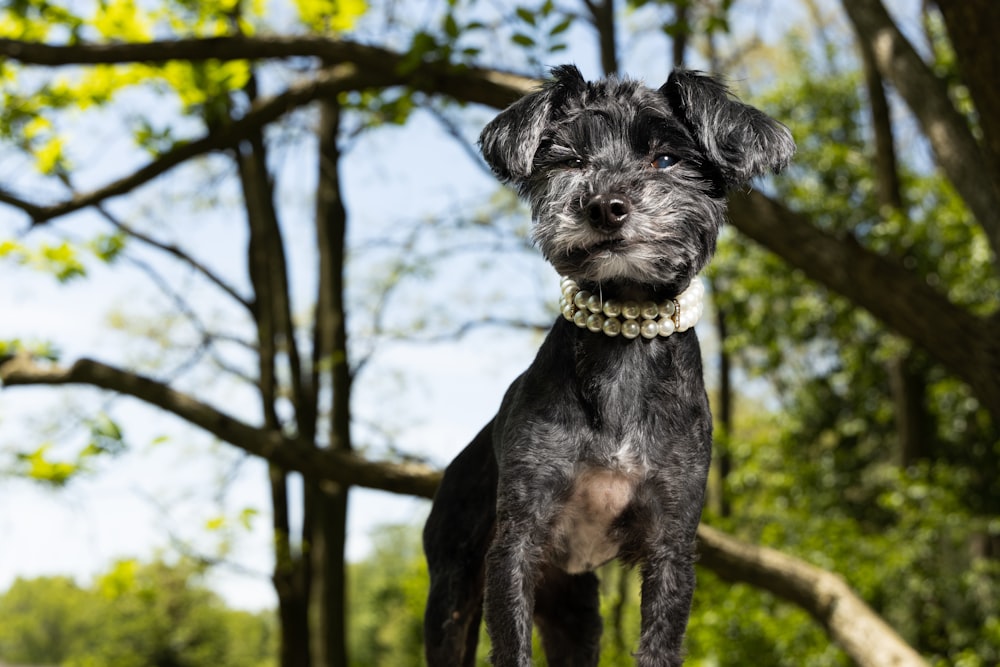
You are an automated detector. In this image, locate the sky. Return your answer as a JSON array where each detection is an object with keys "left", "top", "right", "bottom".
[{"left": 0, "top": 0, "right": 874, "bottom": 612}]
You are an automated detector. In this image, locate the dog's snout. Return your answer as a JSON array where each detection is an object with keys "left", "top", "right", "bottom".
[{"left": 585, "top": 194, "right": 631, "bottom": 232}]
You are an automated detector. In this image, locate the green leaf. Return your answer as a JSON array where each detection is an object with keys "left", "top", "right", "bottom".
[
  {"left": 16, "top": 445, "right": 79, "bottom": 487},
  {"left": 89, "top": 232, "right": 127, "bottom": 263},
  {"left": 86, "top": 413, "right": 128, "bottom": 456},
  {"left": 515, "top": 7, "right": 536, "bottom": 25},
  {"left": 549, "top": 17, "right": 572, "bottom": 36},
  {"left": 443, "top": 13, "right": 459, "bottom": 39},
  {"left": 511, "top": 33, "right": 535, "bottom": 47},
  {"left": 238, "top": 507, "right": 260, "bottom": 530}
]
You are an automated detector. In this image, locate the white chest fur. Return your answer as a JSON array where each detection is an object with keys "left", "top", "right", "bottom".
[{"left": 549, "top": 467, "right": 637, "bottom": 573}]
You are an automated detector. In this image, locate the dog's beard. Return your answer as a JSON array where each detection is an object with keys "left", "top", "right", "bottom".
[{"left": 534, "top": 208, "right": 715, "bottom": 286}]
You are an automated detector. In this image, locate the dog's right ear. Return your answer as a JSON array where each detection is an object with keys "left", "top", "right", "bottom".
[{"left": 479, "top": 64, "right": 587, "bottom": 186}]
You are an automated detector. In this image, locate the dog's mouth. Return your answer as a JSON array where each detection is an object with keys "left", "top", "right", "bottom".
[
  {"left": 590, "top": 237, "right": 627, "bottom": 253},
  {"left": 557, "top": 237, "right": 634, "bottom": 266}
]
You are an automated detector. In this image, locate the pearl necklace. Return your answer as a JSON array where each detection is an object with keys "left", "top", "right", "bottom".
[{"left": 558, "top": 276, "right": 705, "bottom": 339}]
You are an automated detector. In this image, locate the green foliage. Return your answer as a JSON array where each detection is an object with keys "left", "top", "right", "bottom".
[
  {"left": 509, "top": 0, "right": 572, "bottom": 59},
  {"left": 0, "top": 238, "right": 87, "bottom": 281},
  {"left": 293, "top": 0, "right": 367, "bottom": 33},
  {"left": 0, "top": 558, "right": 276, "bottom": 667},
  {"left": 0, "top": 575, "right": 96, "bottom": 664},
  {"left": 0, "top": 337, "right": 59, "bottom": 362},
  {"left": 0, "top": 0, "right": 266, "bottom": 178},
  {"left": 11, "top": 412, "right": 128, "bottom": 487},
  {"left": 347, "top": 524, "right": 427, "bottom": 666},
  {"left": 705, "top": 39, "right": 999, "bottom": 664}
]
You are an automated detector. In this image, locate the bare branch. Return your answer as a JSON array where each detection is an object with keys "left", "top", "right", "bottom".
[
  {"left": 99, "top": 206, "right": 252, "bottom": 311},
  {"left": 0, "top": 355, "right": 442, "bottom": 498}
]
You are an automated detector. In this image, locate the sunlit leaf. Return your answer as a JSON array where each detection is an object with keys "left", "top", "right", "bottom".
[
  {"left": 16, "top": 445, "right": 79, "bottom": 487},
  {"left": 293, "top": 0, "right": 367, "bottom": 33}
]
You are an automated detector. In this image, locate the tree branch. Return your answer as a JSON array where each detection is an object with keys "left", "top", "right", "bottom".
[
  {"left": 727, "top": 190, "right": 1000, "bottom": 423},
  {"left": 0, "top": 35, "right": 536, "bottom": 107},
  {"left": 840, "top": 0, "right": 1000, "bottom": 266},
  {"left": 696, "top": 524, "right": 929, "bottom": 667},
  {"left": 0, "top": 355, "right": 441, "bottom": 498}
]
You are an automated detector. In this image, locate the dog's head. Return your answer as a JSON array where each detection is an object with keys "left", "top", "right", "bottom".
[{"left": 479, "top": 65, "right": 794, "bottom": 291}]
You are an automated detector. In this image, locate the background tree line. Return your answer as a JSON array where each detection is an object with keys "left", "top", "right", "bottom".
[{"left": 0, "top": 0, "right": 997, "bottom": 665}]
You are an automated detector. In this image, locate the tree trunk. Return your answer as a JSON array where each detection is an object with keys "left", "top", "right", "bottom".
[
  {"left": 585, "top": 0, "right": 618, "bottom": 76},
  {"left": 713, "top": 299, "right": 733, "bottom": 518},
  {"left": 238, "top": 130, "right": 315, "bottom": 667},
  {"left": 933, "top": 0, "right": 1000, "bottom": 211},
  {"left": 310, "top": 94, "right": 351, "bottom": 667}
]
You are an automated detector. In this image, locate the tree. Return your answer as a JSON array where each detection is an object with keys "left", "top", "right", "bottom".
[
  {"left": 1, "top": 0, "right": 996, "bottom": 665},
  {"left": 0, "top": 558, "right": 276, "bottom": 667}
]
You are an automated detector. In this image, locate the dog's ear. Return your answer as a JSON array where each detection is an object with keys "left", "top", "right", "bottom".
[
  {"left": 661, "top": 69, "right": 795, "bottom": 186},
  {"left": 479, "top": 64, "right": 587, "bottom": 186}
]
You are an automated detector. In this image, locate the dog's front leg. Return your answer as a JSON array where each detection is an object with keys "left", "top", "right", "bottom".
[
  {"left": 635, "top": 542, "right": 697, "bottom": 667},
  {"left": 633, "top": 474, "right": 707, "bottom": 667},
  {"left": 483, "top": 466, "right": 568, "bottom": 667},
  {"left": 483, "top": 517, "right": 541, "bottom": 667}
]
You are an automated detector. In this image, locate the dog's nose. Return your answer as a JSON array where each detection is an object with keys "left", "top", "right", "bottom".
[{"left": 585, "top": 194, "right": 631, "bottom": 232}]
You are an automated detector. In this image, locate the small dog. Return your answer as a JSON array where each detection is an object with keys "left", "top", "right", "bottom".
[{"left": 423, "top": 65, "right": 794, "bottom": 666}]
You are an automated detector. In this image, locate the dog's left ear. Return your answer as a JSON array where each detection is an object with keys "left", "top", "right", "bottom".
[{"left": 661, "top": 69, "right": 795, "bottom": 187}]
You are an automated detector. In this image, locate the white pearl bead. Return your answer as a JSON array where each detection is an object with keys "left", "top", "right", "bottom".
[
  {"left": 640, "top": 319, "right": 659, "bottom": 339},
  {"left": 558, "top": 275, "right": 703, "bottom": 340},
  {"left": 602, "top": 317, "right": 621, "bottom": 336}
]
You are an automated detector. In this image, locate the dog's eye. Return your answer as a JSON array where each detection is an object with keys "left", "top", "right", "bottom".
[
  {"left": 652, "top": 154, "right": 679, "bottom": 170},
  {"left": 561, "top": 157, "right": 585, "bottom": 169}
]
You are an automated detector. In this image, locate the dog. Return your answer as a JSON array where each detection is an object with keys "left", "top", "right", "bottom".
[{"left": 423, "top": 65, "right": 794, "bottom": 666}]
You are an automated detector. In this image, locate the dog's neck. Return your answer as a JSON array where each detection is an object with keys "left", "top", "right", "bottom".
[{"left": 559, "top": 276, "right": 704, "bottom": 340}]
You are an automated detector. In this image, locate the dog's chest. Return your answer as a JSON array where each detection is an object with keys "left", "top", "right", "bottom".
[{"left": 549, "top": 466, "right": 637, "bottom": 573}]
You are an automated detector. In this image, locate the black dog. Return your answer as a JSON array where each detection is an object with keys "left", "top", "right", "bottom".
[{"left": 423, "top": 65, "right": 794, "bottom": 666}]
